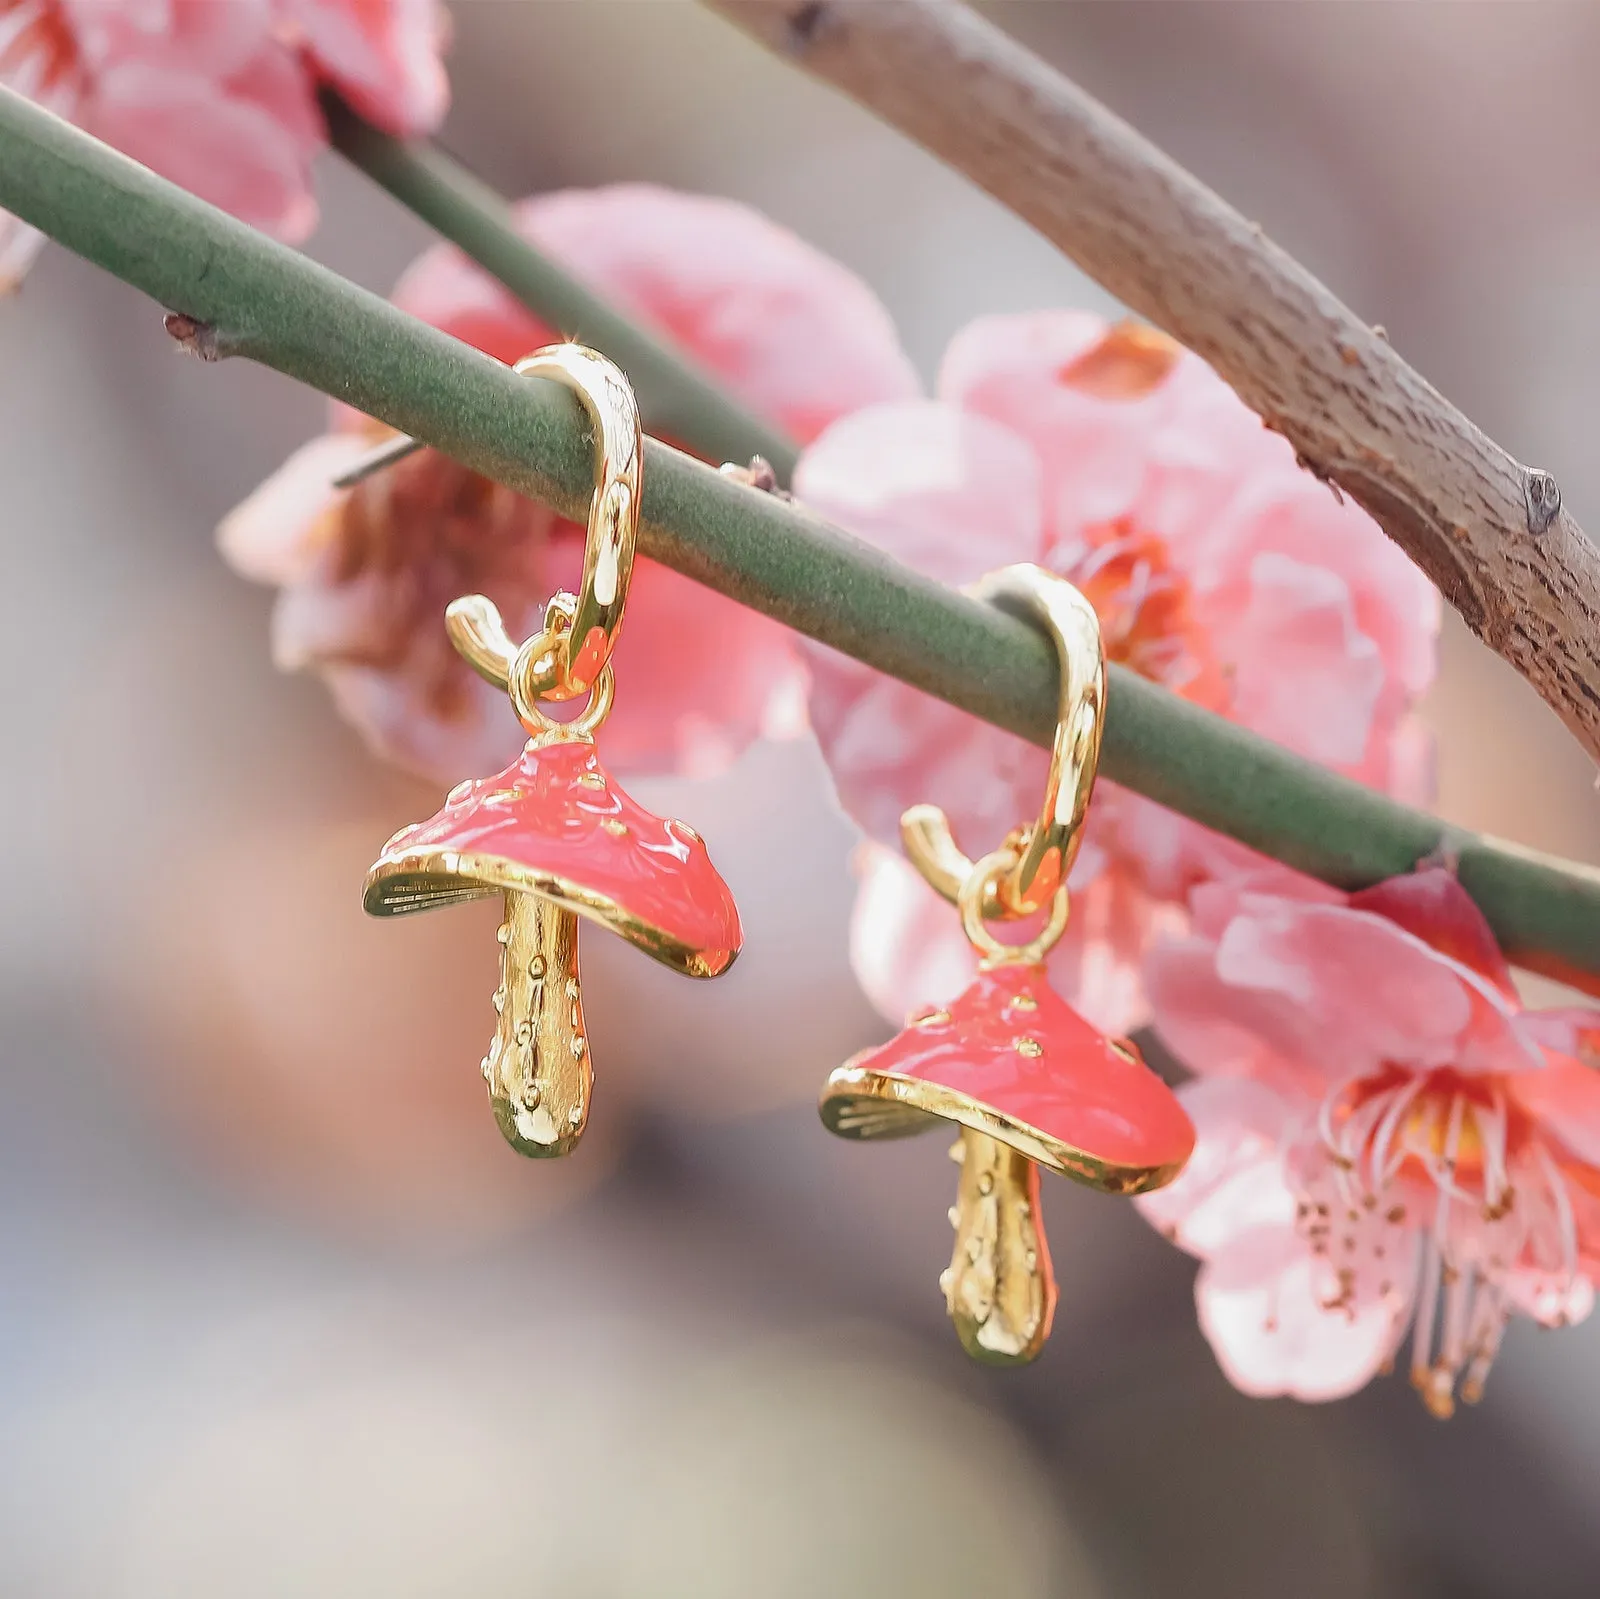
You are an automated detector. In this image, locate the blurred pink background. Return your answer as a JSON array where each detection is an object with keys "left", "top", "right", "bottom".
[{"left": 3, "top": 4, "right": 1600, "bottom": 1595}]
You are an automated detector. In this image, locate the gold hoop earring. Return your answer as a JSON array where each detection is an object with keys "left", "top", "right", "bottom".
[
  {"left": 821, "top": 564, "right": 1195, "bottom": 1366},
  {"left": 364, "top": 346, "right": 741, "bottom": 1162}
]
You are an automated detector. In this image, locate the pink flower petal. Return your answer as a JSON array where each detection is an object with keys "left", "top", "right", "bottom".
[
  {"left": 1501, "top": 1269, "right": 1594, "bottom": 1329},
  {"left": 1349, "top": 867, "right": 1517, "bottom": 997},
  {"left": 1143, "top": 932, "right": 1311, "bottom": 1091},
  {"left": 224, "top": 29, "right": 327, "bottom": 151},
  {"left": 514, "top": 185, "right": 921, "bottom": 446},
  {"left": 1208, "top": 899, "right": 1533, "bottom": 1079},
  {"left": 1519, "top": 1007, "right": 1600, "bottom": 1065},
  {"left": 1184, "top": 468, "right": 1439, "bottom": 796},
  {"left": 62, "top": 0, "right": 274, "bottom": 78},
  {"left": 588, "top": 551, "right": 806, "bottom": 780},
  {"left": 323, "top": 655, "right": 522, "bottom": 780},
  {"left": 1222, "top": 552, "right": 1384, "bottom": 768},
  {"left": 1383, "top": 713, "right": 1437, "bottom": 809},
  {"left": 1184, "top": 869, "right": 1344, "bottom": 938},
  {"left": 1510, "top": 1059, "right": 1600, "bottom": 1170},
  {"left": 942, "top": 312, "right": 1188, "bottom": 529},
  {"left": 942, "top": 310, "right": 1283, "bottom": 560},
  {"left": 1210, "top": 465, "right": 1442, "bottom": 706},
  {"left": 1096, "top": 785, "right": 1285, "bottom": 908},
  {"left": 0, "top": 215, "right": 47, "bottom": 293},
  {"left": 388, "top": 185, "right": 921, "bottom": 449},
  {"left": 83, "top": 60, "right": 319, "bottom": 241},
  {"left": 796, "top": 401, "right": 1046, "bottom": 849},
  {"left": 1135, "top": 1075, "right": 1299, "bottom": 1258},
  {"left": 1196, "top": 1228, "right": 1402, "bottom": 1402},
  {"left": 849, "top": 843, "right": 978, "bottom": 1024},
  {"left": 217, "top": 432, "right": 379, "bottom": 585},
  {"left": 1047, "top": 851, "right": 1185, "bottom": 1036},
  {"left": 285, "top": 0, "right": 449, "bottom": 136},
  {"left": 795, "top": 400, "right": 1040, "bottom": 581},
  {"left": 271, "top": 563, "right": 399, "bottom": 672}
]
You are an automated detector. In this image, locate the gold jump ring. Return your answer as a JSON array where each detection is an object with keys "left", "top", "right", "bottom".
[{"left": 956, "top": 847, "right": 1073, "bottom": 968}]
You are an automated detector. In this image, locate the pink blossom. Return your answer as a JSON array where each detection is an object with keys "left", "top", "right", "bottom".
[
  {"left": 280, "top": 0, "right": 447, "bottom": 135},
  {"left": 220, "top": 184, "right": 921, "bottom": 782},
  {"left": 0, "top": 0, "right": 449, "bottom": 288},
  {"left": 1135, "top": 867, "right": 1600, "bottom": 1415},
  {"left": 796, "top": 314, "right": 1439, "bottom": 1033}
]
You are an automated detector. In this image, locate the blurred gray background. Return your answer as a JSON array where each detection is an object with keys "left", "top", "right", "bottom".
[{"left": 4, "top": 3, "right": 1600, "bottom": 1595}]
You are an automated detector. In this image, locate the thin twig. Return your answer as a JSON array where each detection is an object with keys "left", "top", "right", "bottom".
[
  {"left": 331, "top": 431, "right": 425, "bottom": 488},
  {"left": 321, "top": 96, "right": 800, "bottom": 481},
  {"left": 1, "top": 85, "right": 1598, "bottom": 990},
  {"left": 705, "top": 0, "right": 1600, "bottom": 764}
]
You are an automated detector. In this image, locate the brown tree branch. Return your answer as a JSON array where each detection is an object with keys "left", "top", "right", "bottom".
[{"left": 706, "top": 0, "right": 1600, "bottom": 763}]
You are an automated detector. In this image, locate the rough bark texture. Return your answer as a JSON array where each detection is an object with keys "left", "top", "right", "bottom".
[{"left": 708, "top": 0, "right": 1600, "bottom": 762}]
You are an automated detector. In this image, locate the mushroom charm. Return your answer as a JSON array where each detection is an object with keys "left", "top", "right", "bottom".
[
  {"left": 821, "top": 565, "right": 1195, "bottom": 1365},
  {"left": 364, "top": 346, "right": 741, "bottom": 1158}
]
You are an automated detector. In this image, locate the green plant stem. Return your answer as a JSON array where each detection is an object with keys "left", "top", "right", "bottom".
[
  {"left": 320, "top": 96, "right": 799, "bottom": 481},
  {"left": 3, "top": 86, "right": 1599, "bottom": 990}
]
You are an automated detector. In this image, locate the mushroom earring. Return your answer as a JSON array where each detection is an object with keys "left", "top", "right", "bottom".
[
  {"left": 363, "top": 345, "right": 742, "bottom": 1158},
  {"left": 821, "top": 564, "right": 1196, "bottom": 1366}
]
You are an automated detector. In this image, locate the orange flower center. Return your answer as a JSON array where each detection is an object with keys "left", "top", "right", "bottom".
[
  {"left": 1055, "top": 321, "right": 1180, "bottom": 400},
  {"left": 1047, "top": 322, "right": 1230, "bottom": 709},
  {"left": 1328, "top": 1067, "right": 1519, "bottom": 1207},
  {"left": 1063, "top": 518, "right": 1228, "bottom": 711}
]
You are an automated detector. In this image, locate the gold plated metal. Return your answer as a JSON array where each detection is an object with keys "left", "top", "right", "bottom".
[
  {"left": 485, "top": 891, "right": 590, "bottom": 1158},
  {"left": 941, "top": 1131, "right": 1054, "bottom": 1365},
  {"left": 445, "top": 593, "right": 519, "bottom": 688},
  {"left": 819, "top": 1058, "right": 1183, "bottom": 1195},
  {"left": 957, "top": 846, "right": 1071, "bottom": 969},
  {"left": 512, "top": 666, "right": 616, "bottom": 743},
  {"left": 364, "top": 345, "right": 743, "bottom": 1164},
  {"left": 819, "top": 560, "right": 1195, "bottom": 1367},
  {"left": 415, "top": 341, "right": 644, "bottom": 707},
  {"left": 510, "top": 345, "right": 641, "bottom": 702},
  {"left": 901, "top": 564, "right": 1105, "bottom": 917},
  {"left": 364, "top": 844, "right": 732, "bottom": 979},
  {"left": 440, "top": 345, "right": 641, "bottom": 709},
  {"left": 445, "top": 593, "right": 616, "bottom": 740},
  {"left": 900, "top": 802, "right": 1006, "bottom": 919}
]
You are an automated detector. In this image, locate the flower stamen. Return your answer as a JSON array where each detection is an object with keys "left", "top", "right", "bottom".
[
  {"left": 1369, "top": 1075, "right": 1426, "bottom": 1188},
  {"left": 1410, "top": 1232, "right": 1448, "bottom": 1415}
]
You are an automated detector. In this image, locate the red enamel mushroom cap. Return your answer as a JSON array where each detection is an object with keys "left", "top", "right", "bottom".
[
  {"left": 364, "top": 736, "right": 741, "bottom": 978},
  {"left": 821, "top": 964, "right": 1194, "bottom": 1194}
]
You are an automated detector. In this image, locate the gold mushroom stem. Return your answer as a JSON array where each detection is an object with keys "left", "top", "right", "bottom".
[
  {"left": 939, "top": 1128, "right": 1057, "bottom": 1366},
  {"left": 483, "top": 891, "right": 591, "bottom": 1158}
]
